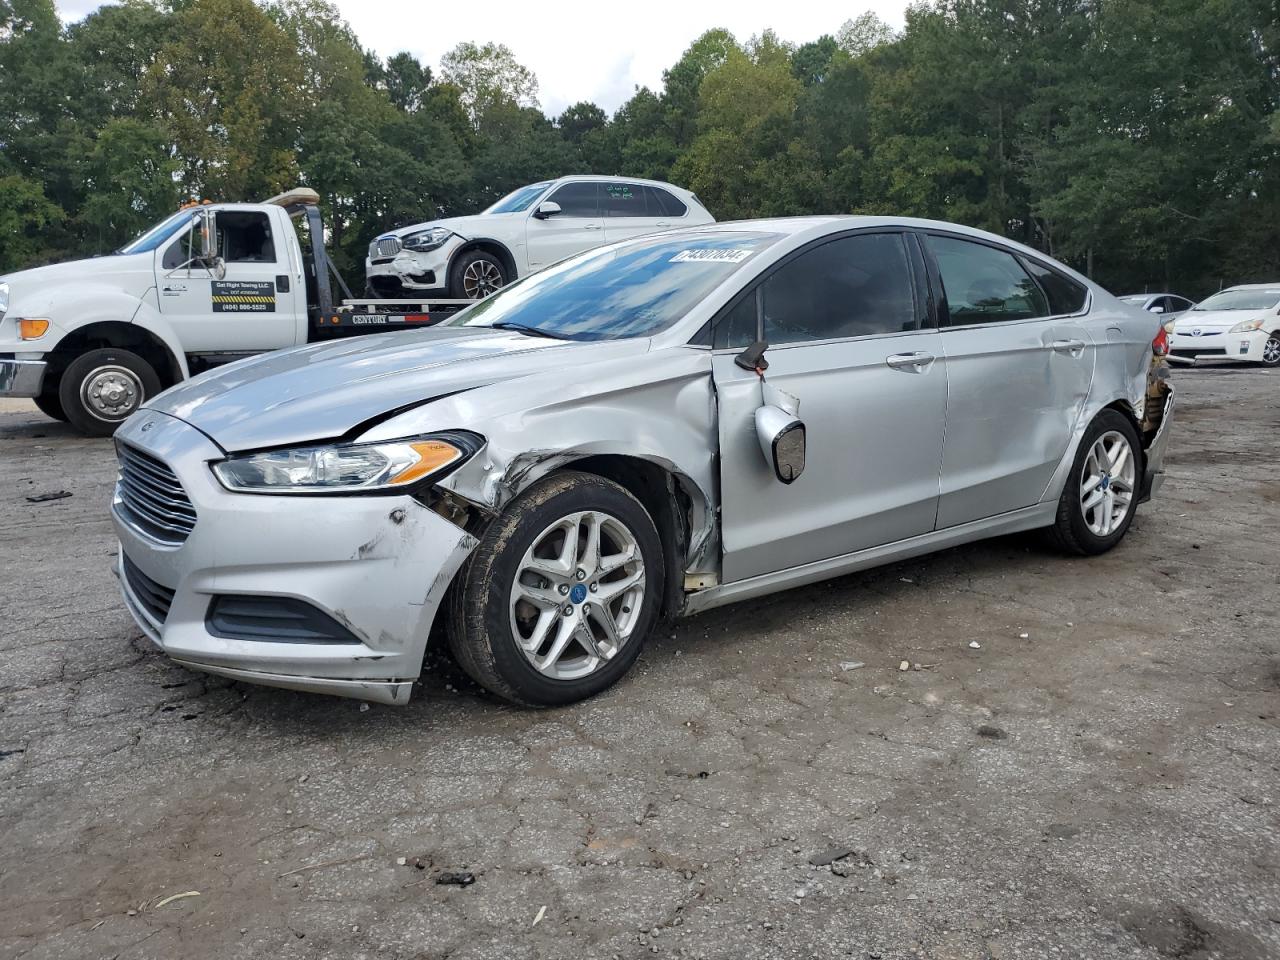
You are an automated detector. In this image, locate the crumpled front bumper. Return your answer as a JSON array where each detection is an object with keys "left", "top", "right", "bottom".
[
  {"left": 0, "top": 358, "right": 47, "bottom": 398},
  {"left": 365, "top": 240, "right": 459, "bottom": 294},
  {"left": 110, "top": 411, "right": 478, "bottom": 704}
]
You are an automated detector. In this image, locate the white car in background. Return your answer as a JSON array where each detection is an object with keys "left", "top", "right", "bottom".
[
  {"left": 1168, "top": 284, "right": 1280, "bottom": 366},
  {"left": 1118, "top": 292, "right": 1194, "bottom": 319},
  {"left": 365, "top": 176, "right": 714, "bottom": 299}
]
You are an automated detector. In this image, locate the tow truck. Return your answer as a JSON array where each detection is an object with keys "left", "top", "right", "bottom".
[{"left": 0, "top": 189, "right": 473, "bottom": 435}]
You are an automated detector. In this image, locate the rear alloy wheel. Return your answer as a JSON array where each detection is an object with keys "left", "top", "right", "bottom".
[
  {"left": 1046, "top": 409, "right": 1142, "bottom": 555},
  {"left": 1262, "top": 333, "right": 1280, "bottom": 366},
  {"left": 448, "top": 471, "right": 663, "bottom": 706},
  {"left": 449, "top": 249, "right": 507, "bottom": 300},
  {"left": 58, "top": 348, "right": 160, "bottom": 437}
]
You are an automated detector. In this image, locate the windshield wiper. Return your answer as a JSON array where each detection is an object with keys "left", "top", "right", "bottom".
[{"left": 489, "top": 322, "right": 567, "bottom": 340}]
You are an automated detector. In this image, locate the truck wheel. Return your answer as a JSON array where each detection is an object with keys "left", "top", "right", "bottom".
[
  {"left": 33, "top": 390, "right": 68, "bottom": 422},
  {"left": 448, "top": 471, "right": 664, "bottom": 707},
  {"left": 58, "top": 348, "right": 160, "bottom": 437},
  {"left": 1045, "top": 409, "right": 1142, "bottom": 556},
  {"left": 449, "top": 249, "right": 507, "bottom": 300}
]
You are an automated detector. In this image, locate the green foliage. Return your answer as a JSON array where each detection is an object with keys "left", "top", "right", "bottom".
[{"left": 1, "top": 0, "right": 1278, "bottom": 298}]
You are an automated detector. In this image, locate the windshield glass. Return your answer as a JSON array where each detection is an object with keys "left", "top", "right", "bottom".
[
  {"left": 117, "top": 210, "right": 196, "bottom": 255},
  {"left": 1193, "top": 289, "right": 1280, "bottom": 311},
  {"left": 484, "top": 182, "right": 552, "bottom": 215},
  {"left": 445, "top": 231, "right": 781, "bottom": 341}
]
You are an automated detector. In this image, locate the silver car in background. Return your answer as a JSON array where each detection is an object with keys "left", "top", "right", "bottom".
[{"left": 112, "top": 217, "right": 1175, "bottom": 707}]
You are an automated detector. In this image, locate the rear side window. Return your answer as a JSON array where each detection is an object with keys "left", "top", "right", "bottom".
[
  {"left": 646, "top": 186, "right": 687, "bottom": 218},
  {"left": 927, "top": 235, "right": 1048, "bottom": 324},
  {"left": 1020, "top": 257, "right": 1088, "bottom": 315},
  {"left": 759, "top": 233, "right": 917, "bottom": 345},
  {"left": 546, "top": 181, "right": 600, "bottom": 217},
  {"left": 603, "top": 181, "right": 644, "bottom": 217}
]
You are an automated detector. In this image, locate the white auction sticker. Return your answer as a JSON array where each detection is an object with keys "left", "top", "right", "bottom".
[{"left": 670, "top": 248, "right": 754, "bottom": 263}]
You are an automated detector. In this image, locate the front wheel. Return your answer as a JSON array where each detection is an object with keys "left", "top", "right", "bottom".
[
  {"left": 58, "top": 348, "right": 160, "bottom": 437},
  {"left": 1045, "top": 409, "right": 1142, "bottom": 556},
  {"left": 448, "top": 472, "right": 664, "bottom": 706},
  {"left": 1262, "top": 333, "right": 1280, "bottom": 366},
  {"left": 448, "top": 249, "right": 507, "bottom": 300},
  {"left": 33, "top": 389, "right": 68, "bottom": 422}
]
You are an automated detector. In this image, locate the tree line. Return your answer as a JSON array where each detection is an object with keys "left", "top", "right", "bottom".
[{"left": 2, "top": 0, "right": 1277, "bottom": 298}]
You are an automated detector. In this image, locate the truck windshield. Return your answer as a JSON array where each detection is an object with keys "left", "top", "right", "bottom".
[
  {"left": 445, "top": 231, "right": 780, "bottom": 341},
  {"left": 117, "top": 211, "right": 196, "bottom": 255},
  {"left": 483, "top": 182, "right": 552, "bottom": 214}
]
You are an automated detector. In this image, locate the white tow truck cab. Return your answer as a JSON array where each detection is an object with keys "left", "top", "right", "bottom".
[{"left": 0, "top": 189, "right": 462, "bottom": 435}]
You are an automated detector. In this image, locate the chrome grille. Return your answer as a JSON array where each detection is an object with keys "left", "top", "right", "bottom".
[
  {"left": 369, "top": 236, "right": 401, "bottom": 260},
  {"left": 122, "top": 554, "right": 175, "bottom": 624},
  {"left": 115, "top": 444, "right": 197, "bottom": 544}
]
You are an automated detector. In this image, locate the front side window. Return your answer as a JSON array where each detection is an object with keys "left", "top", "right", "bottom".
[
  {"left": 546, "top": 182, "right": 601, "bottom": 218},
  {"left": 446, "top": 231, "right": 780, "bottom": 341},
  {"left": 928, "top": 235, "right": 1048, "bottom": 324},
  {"left": 217, "top": 211, "right": 276, "bottom": 263},
  {"left": 758, "top": 233, "right": 917, "bottom": 345}
]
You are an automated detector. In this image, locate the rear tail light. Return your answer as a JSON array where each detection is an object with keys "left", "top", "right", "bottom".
[{"left": 1152, "top": 324, "right": 1170, "bottom": 356}]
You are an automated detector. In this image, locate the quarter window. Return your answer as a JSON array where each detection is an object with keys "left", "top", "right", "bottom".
[
  {"left": 760, "top": 233, "right": 917, "bottom": 344},
  {"left": 1020, "top": 257, "right": 1088, "bottom": 315},
  {"left": 546, "top": 181, "right": 600, "bottom": 217},
  {"left": 714, "top": 290, "right": 760, "bottom": 349},
  {"left": 928, "top": 235, "right": 1048, "bottom": 324},
  {"left": 646, "top": 186, "right": 687, "bottom": 218}
]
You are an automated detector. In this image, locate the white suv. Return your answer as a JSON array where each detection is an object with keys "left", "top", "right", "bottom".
[{"left": 365, "top": 176, "right": 714, "bottom": 299}]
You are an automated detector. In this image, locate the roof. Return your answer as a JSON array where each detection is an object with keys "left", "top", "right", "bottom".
[{"left": 1223, "top": 282, "right": 1280, "bottom": 290}]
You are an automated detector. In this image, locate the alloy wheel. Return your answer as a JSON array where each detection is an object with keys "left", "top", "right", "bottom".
[
  {"left": 1263, "top": 335, "right": 1280, "bottom": 365},
  {"left": 1079, "top": 429, "right": 1136, "bottom": 536},
  {"left": 508, "top": 510, "right": 646, "bottom": 681},
  {"left": 462, "top": 259, "right": 504, "bottom": 298}
]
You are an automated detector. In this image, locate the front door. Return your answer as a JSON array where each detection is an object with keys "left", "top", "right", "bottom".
[
  {"left": 156, "top": 208, "right": 302, "bottom": 354},
  {"left": 713, "top": 232, "right": 948, "bottom": 583},
  {"left": 923, "top": 233, "right": 1095, "bottom": 528},
  {"left": 525, "top": 181, "right": 605, "bottom": 271}
]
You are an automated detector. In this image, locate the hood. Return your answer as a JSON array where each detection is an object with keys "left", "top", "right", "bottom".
[
  {"left": 378, "top": 212, "right": 523, "bottom": 243},
  {"left": 2, "top": 253, "right": 154, "bottom": 310},
  {"left": 1173, "top": 309, "right": 1263, "bottom": 330},
  {"left": 146, "top": 326, "right": 651, "bottom": 452}
]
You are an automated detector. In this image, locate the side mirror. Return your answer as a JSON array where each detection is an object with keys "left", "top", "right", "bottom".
[
  {"left": 1148, "top": 304, "right": 1165, "bottom": 314},
  {"left": 755, "top": 404, "right": 806, "bottom": 484},
  {"left": 533, "top": 200, "right": 561, "bottom": 220},
  {"left": 197, "top": 209, "right": 217, "bottom": 259}
]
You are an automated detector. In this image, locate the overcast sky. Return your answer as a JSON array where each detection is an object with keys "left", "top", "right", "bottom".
[{"left": 55, "top": 1, "right": 910, "bottom": 115}]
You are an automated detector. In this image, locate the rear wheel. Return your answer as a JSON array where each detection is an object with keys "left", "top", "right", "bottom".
[
  {"left": 1262, "top": 333, "right": 1280, "bottom": 366},
  {"left": 448, "top": 249, "right": 507, "bottom": 300},
  {"left": 448, "top": 472, "right": 663, "bottom": 706},
  {"left": 1045, "top": 409, "right": 1142, "bottom": 556},
  {"left": 58, "top": 348, "right": 160, "bottom": 437}
]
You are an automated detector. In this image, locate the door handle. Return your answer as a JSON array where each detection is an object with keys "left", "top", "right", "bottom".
[
  {"left": 885, "top": 351, "right": 935, "bottom": 372},
  {"left": 1051, "top": 338, "right": 1086, "bottom": 355},
  {"left": 655, "top": 221, "right": 672, "bottom": 227},
  {"left": 584, "top": 223, "right": 602, "bottom": 231}
]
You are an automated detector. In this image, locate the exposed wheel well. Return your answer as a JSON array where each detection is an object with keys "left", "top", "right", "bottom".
[
  {"left": 45, "top": 322, "right": 182, "bottom": 392},
  {"left": 555, "top": 455, "right": 692, "bottom": 624},
  {"left": 451, "top": 240, "right": 518, "bottom": 283},
  {"left": 1102, "top": 399, "right": 1144, "bottom": 443}
]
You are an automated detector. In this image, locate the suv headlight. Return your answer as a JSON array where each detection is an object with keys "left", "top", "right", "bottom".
[
  {"left": 400, "top": 227, "right": 453, "bottom": 253},
  {"left": 1228, "top": 317, "right": 1266, "bottom": 333},
  {"left": 0, "top": 282, "right": 9, "bottom": 321},
  {"left": 212, "top": 432, "right": 483, "bottom": 494}
]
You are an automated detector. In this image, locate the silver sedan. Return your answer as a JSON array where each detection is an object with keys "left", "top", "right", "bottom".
[{"left": 112, "top": 217, "right": 1175, "bottom": 706}]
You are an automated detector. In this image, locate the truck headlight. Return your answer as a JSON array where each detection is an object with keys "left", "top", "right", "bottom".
[
  {"left": 0, "top": 282, "right": 9, "bottom": 320},
  {"left": 400, "top": 227, "right": 453, "bottom": 253},
  {"left": 212, "top": 432, "right": 483, "bottom": 494},
  {"left": 1229, "top": 317, "right": 1266, "bottom": 333}
]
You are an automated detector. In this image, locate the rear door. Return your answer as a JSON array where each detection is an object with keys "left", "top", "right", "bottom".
[
  {"left": 601, "top": 182, "right": 677, "bottom": 243},
  {"left": 156, "top": 208, "right": 303, "bottom": 354},
  {"left": 525, "top": 181, "right": 604, "bottom": 271},
  {"left": 713, "top": 231, "right": 948, "bottom": 582},
  {"left": 923, "top": 233, "right": 1094, "bottom": 528}
]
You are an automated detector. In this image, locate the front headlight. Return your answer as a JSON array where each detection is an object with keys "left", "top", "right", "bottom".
[
  {"left": 212, "top": 432, "right": 482, "bottom": 494},
  {"left": 0, "top": 282, "right": 9, "bottom": 320},
  {"left": 400, "top": 227, "right": 453, "bottom": 253},
  {"left": 1228, "top": 317, "right": 1266, "bottom": 333}
]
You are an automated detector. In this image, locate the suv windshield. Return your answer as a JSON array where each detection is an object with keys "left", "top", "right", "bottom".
[
  {"left": 484, "top": 182, "right": 552, "bottom": 215},
  {"left": 117, "top": 210, "right": 196, "bottom": 255},
  {"left": 446, "top": 231, "right": 780, "bottom": 341},
  {"left": 1193, "top": 289, "right": 1280, "bottom": 311}
]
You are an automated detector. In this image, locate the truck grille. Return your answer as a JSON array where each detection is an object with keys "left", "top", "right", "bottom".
[
  {"left": 370, "top": 237, "right": 401, "bottom": 260},
  {"left": 122, "top": 554, "right": 175, "bottom": 624},
  {"left": 115, "top": 444, "right": 198, "bottom": 544}
]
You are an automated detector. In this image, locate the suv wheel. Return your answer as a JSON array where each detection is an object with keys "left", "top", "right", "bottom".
[
  {"left": 58, "top": 348, "right": 160, "bottom": 437},
  {"left": 449, "top": 249, "right": 507, "bottom": 300},
  {"left": 448, "top": 472, "right": 664, "bottom": 706},
  {"left": 1046, "top": 409, "right": 1142, "bottom": 555}
]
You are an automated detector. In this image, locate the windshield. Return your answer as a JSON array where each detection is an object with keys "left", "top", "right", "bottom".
[
  {"left": 1193, "top": 289, "right": 1280, "bottom": 311},
  {"left": 445, "top": 231, "right": 781, "bottom": 341},
  {"left": 117, "top": 210, "right": 196, "bottom": 255},
  {"left": 484, "top": 182, "right": 552, "bottom": 215}
]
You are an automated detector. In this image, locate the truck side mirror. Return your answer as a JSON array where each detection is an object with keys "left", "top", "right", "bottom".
[
  {"left": 755, "top": 404, "right": 806, "bottom": 484},
  {"left": 197, "top": 210, "right": 226, "bottom": 279},
  {"left": 533, "top": 201, "right": 561, "bottom": 219}
]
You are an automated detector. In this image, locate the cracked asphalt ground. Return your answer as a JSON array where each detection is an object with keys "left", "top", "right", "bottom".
[{"left": 1, "top": 366, "right": 1278, "bottom": 960}]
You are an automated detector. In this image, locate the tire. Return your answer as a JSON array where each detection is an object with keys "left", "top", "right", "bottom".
[
  {"left": 58, "top": 348, "right": 160, "bottom": 438},
  {"left": 448, "top": 471, "right": 664, "bottom": 707},
  {"left": 33, "top": 389, "right": 68, "bottom": 422},
  {"left": 1262, "top": 333, "right": 1280, "bottom": 367},
  {"left": 1045, "top": 409, "right": 1143, "bottom": 556},
  {"left": 448, "top": 249, "right": 507, "bottom": 300}
]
